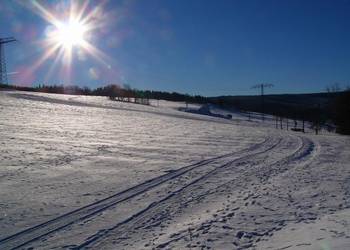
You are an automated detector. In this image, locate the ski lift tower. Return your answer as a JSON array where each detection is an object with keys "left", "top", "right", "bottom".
[{"left": 0, "top": 37, "right": 16, "bottom": 85}]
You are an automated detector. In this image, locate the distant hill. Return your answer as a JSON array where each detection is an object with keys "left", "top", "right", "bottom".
[
  {"left": 208, "top": 92, "right": 338, "bottom": 122},
  {"left": 2, "top": 83, "right": 345, "bottom": 132}
]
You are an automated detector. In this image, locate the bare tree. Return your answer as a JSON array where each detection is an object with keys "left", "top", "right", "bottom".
[{"left": 326, "top": 82, "right": 342, "bottom": 93}]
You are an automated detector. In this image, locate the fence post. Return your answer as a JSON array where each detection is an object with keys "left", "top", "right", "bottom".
[
  {"left": 280, "top": 117, "right": 283, "bottom": 129},
  {"left": 275, "top": 116, "right": 278, "bottom": 129}
]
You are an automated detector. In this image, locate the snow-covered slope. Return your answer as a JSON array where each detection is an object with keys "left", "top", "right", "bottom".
[{"left": 0, "top": 91, "right": 349, "bottom": 249}]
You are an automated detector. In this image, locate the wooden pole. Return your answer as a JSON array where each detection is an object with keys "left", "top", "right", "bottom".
[
  {"left": 280, "top": 117, "right": 283, "bottom": 129},
  {"left": 275, "top": 116, "right": 278, "bottom": 129}
]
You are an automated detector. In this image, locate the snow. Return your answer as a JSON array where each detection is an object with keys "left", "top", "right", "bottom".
[
  {"left": 0, "top": 90, "right": 349, "bottom": 249},
  {"left": 257, "top": 208, "right": 350, "bottom": 250}
]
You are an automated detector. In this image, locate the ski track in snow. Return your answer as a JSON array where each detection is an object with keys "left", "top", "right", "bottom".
[
  {"left": 0, "top": 91, "right": 349, "bottom": 250},
  {"left": 0, "top": 135, "right": 277, "bottom": 249},
  {"left": 80, "top": 136, "right": 316, "bottom": 250}
]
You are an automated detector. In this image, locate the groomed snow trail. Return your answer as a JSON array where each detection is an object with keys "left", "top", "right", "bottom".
[
  {"left": 0, "top": 134, "right": 317, "bottom": 249},
  {"left": 1, "top": 91, "right": 349, "bottom": 250},
  {"left": 79, "top": 135, "right": 317, "bottom": 250},
  {"left": 0, "top": 135, "right": 278, "bottom": 249}
]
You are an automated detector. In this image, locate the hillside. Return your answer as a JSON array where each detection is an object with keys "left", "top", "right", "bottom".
[
  {"left": 0, "top": 91, "right": 349, "bottom": 250},
  {"left": 209, "top": 92, "right": 337, "bottom": 119}
]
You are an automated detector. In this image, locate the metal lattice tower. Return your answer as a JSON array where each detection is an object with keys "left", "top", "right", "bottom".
[
  {"left": 252, "top": 83, "right": 274, "bottom": 121},
  {"left": 0, "top": 37, "right": 16, "bottom": 85}
]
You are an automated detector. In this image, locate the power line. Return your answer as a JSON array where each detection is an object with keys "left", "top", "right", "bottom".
[
  {"left": 251, "top": 83, "right": 274, "bottom": 121},
  {"left": 0, "top": 37, "right": 17, "bottom": 85}
]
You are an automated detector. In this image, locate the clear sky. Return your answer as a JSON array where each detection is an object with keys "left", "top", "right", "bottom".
[{"left": 1, "top": 0, "right": 349, "bottom": 96}]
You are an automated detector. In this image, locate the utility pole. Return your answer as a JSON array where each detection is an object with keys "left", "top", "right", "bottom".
[
  {"left": 252, "top": 83, "right": 274, "bottom": 122},
  {"left": 0, "top": 37, "right": 16, "bottom": 85}
]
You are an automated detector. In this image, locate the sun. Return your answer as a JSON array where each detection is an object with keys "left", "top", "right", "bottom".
[
  {"left": 45, "top": 18, "right": 88, "bottom": 51},
  {"left": 54, "top": 20, "right": 87, "bottom": 49},
  {"left": 22, "top": 1, "right": 113, "bottom": 84}
]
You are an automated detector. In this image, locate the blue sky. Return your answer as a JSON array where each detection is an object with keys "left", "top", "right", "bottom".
[{"left": 1, "top": 0, "right": 349, "bottom": 96}]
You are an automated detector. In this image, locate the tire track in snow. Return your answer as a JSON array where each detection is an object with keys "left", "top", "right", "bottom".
[
  {"left": 81, "top": 135, "right": 315, "bottom": 250},
  {"left": 257, "top": 136, "right": 316, "bottom": 182},
  {"left": 165, "top": 136, "right": 315, "bottom": 211},
  {"left": 0, "top": 136, "right": 279, "bottom": 250},
  {"left": 195, "top": 136, "right": 316, "bottom": 201},
  {"left": 72, "top": 136, "right": 294, "bottom": 249},
  {"left": 149, "top": 136, "right": 317, "bottom": 250}
]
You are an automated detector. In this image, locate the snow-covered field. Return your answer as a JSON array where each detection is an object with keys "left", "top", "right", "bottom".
[{"left": 0, "top": 90, "right": 349, "bottom": 250}]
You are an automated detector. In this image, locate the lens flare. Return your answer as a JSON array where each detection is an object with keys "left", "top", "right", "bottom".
[
  {"left": 21, "top": 0, "right": 112, "bottom": 84},
  {"left": 51, "top": 20, "right": 87, "bottom": 49}
]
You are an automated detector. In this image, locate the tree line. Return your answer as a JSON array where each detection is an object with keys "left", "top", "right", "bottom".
[
  {"left": 1, "top": 83, "right": 349, "bottom": 135},
  {"left": 0, "top": 83, "right": 208, "bottom": 103}
]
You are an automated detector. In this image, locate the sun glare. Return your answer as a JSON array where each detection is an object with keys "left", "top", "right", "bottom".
[
  {"left": 23, "top": 1, "right": 113, "bottom": 84},
  {"left": 54, "top": 20, "right": 87, "bottom": 49}
]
